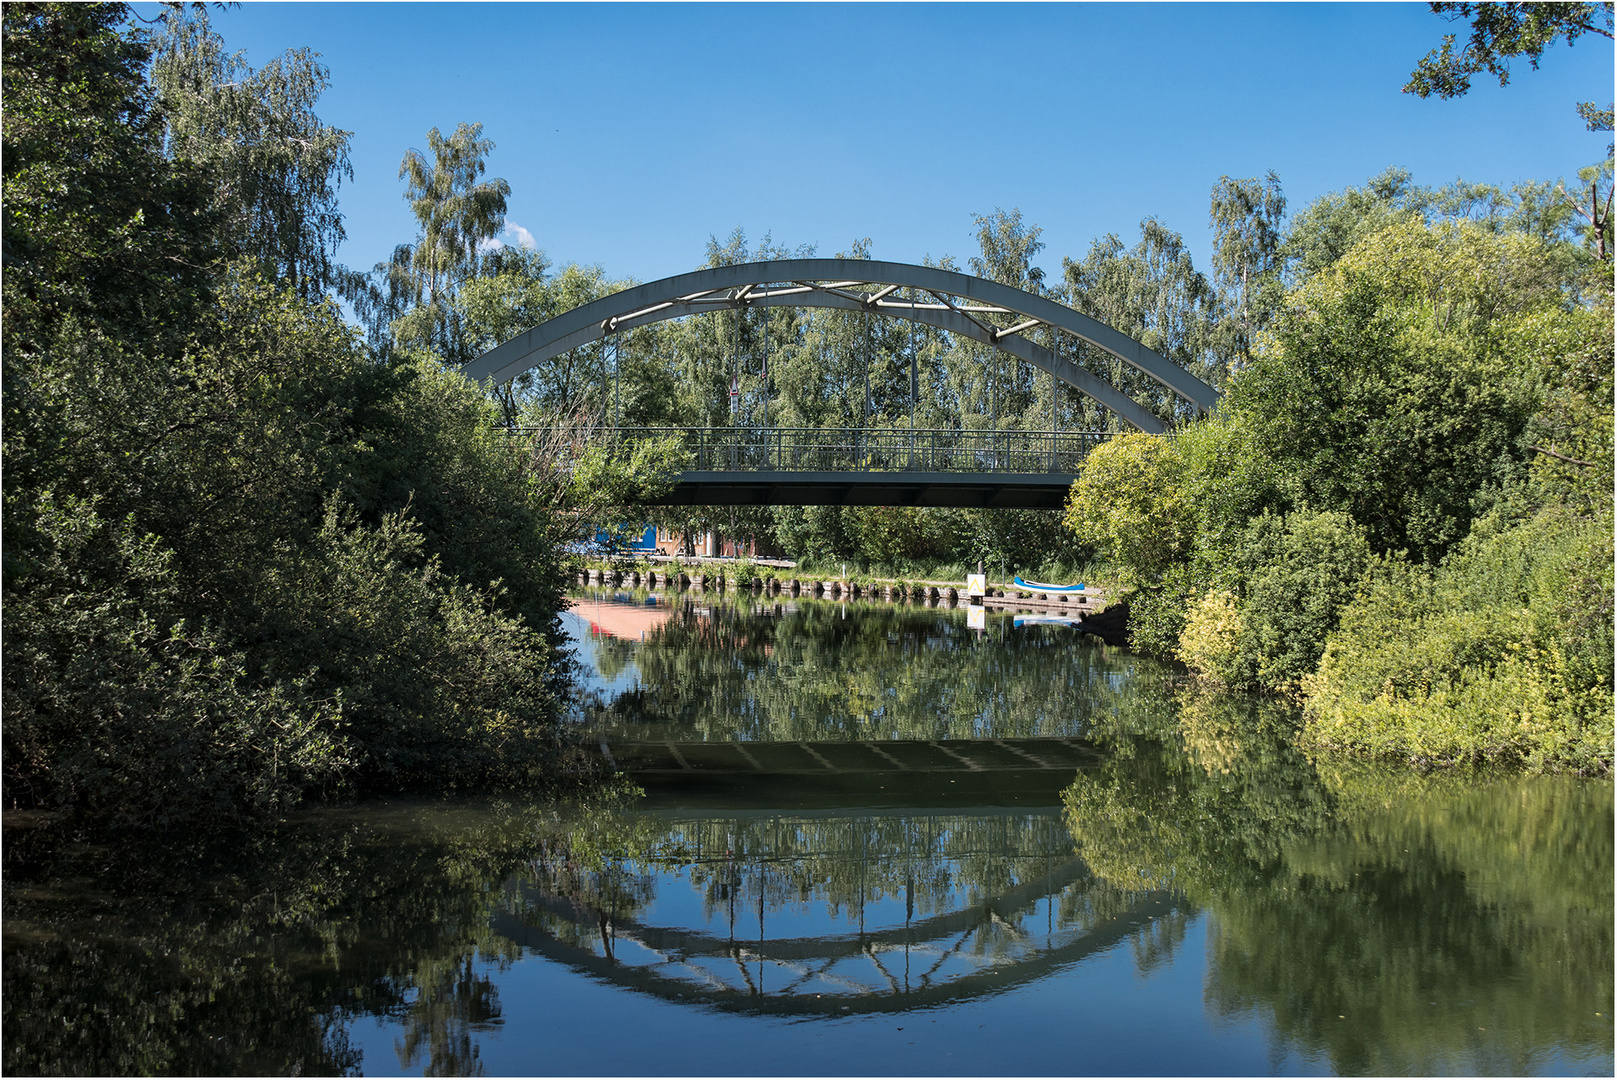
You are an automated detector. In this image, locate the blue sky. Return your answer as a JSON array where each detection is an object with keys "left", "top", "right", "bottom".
[{"left": 134, "top": 2, "right": 1613, "bottom": 288}]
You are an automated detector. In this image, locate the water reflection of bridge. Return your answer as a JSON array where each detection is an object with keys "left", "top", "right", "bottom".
[
  {"left": 493, "top": 807, "right": 1188, "bottom": 1015},
  {"left": 608, "top": 737, "right": 1104, "bottom": 776},
  {"left": 492, "top": 807, "right": 1188, "bottom": 1016}
]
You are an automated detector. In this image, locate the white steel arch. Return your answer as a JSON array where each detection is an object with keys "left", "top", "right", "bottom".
[{"left": 462, "top": 258, "right": 1221, "bottom": 434}]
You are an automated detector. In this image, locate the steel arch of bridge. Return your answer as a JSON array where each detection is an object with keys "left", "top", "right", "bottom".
[{"left": 462, "top": 258, "right": 1220, "bottom": 434}]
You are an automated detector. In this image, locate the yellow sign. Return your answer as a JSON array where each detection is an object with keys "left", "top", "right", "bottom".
[{"left": 967, "top": 573, "right": 986, "bottom": 597}]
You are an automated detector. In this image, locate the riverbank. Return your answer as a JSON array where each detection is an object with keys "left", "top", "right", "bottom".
[
  {"left": 573, "top": 564, "right": 1109, "bottom": 613},
  {"left": 577, "top": 558, "right": 1106, "bottom": 606}
]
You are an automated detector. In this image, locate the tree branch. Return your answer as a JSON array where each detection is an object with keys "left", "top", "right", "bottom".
[{"left": 1530, "top": 444, "right": 1598, "bottom": 467}]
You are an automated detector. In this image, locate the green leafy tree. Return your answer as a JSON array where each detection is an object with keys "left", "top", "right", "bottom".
[
  {"left": 1232, "top": 219, "right": 1554, "bottom": 562},
  {"left": 1063, "top": 432, "right": 1192, "bottom": 588},
  {"left": 1209, "top": 171, "right": 1287, "bottom": 366},
  {"left": 1283, "top": 167, "right": 1433, "bottom": 283},
  {"left": 1, "top": 1, "right": 218, "bottom": 350},
  {"left": 1062, "top": 219, "right": 1220, "bottom": 417},
  {"left": 392, "top": 121, "right": 511, "bottom": 362},
  {"left": 969, "top": 209, "right": 1046, "bottom": 429},
  {"left": 1405, "top": 2, "right": 1614, "bottom": 260},
  {"left": 455, "top": 248, "right": 645, "bottom": 424},
  {"left": 1286, "top": 166, "right": 1594, "bottom": 286},
  {"left": 150, "top": 4, "right": 353, "bottom": 299},
  {"left": 1403, "top": 1, "right": 1612, "bottom": 100},
  {"left": 3, "top": 6, "right": 585, "bottom": 836}
]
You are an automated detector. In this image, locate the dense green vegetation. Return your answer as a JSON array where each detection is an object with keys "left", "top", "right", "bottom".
[
  {"left": 1062, "top": 53, "right": 1613, "bottom": 773},
  {"left": 1072, "top": 212, "right": 1612, "bottom": 772},
  {"left": 3, "top": 0, "right": 1608, "bottom": 856},
  {"left": 2, "top": 4, "right": 597, "bottom": 838}
]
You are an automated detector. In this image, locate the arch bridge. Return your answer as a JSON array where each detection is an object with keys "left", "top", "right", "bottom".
[{"left": 465, "top": 259, "right": 1220, "bottom": 508}]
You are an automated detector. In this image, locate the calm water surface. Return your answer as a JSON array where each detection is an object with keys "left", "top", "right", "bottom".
[{"left": 3, "top": 589, "right": 1611, "bottom": 1076}]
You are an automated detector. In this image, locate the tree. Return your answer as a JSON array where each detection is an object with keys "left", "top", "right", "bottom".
[
  {"left": 150, "top": 5, "right": 354, "bottom": 299},
  {"left": 1063, "top": 431, "right": 1193, "bottom": 588},
  {"left": 393, "top": 122, "right": 511, "bottom": 362},
  {"left": 1232, "top": 219, "right": 1563, "bottom": 563},
  {"left": 1405, "top": 2, "right": 1614, "bottom": 261},
  {"left": 1, "top": 2, "right": 217, "bottom": 350},
  {"left": 454, "top": 249, "right": 643, "bottom": 425},
  {"left": 1286, "top": 167, "right": 1594, "bottom": 285},
  {"left": 3, "top": 7, "right": 584, "bottom": 836},
  {"left": 1062, "top": 218, "right": 1221, "bottom": 416},
  {"left": 1209, "top": 172, "right": 1286, "bottom": 366},
  {"left": 1283, "top": 167, "right": 1431, "bottom": 283},
  {"left": 1566, "top": 157, "right": 1615, "bottom": 259},
  {"left": 968, "top": 209, "right": 1044, "bottom": 430},
  {"left": 1177, "top": 509, "right": 1373, "bottom": 690},
  {"left": 1403, "top": 1, "right": 1612, "bottom": 100},
  {"left": 969, "top": 207, "right": 1046, "bottom": 293}
]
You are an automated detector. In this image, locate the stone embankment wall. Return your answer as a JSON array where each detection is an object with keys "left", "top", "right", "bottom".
[{"left": 574, "top": 568, "right": 1126, "bottom": 642}]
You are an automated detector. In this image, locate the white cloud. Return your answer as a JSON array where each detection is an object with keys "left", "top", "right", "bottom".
[{"left": 475, "top": 224, "right": 536, "bottom": 254}]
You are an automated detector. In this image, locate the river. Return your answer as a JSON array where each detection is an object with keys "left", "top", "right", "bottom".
[{"left": 3, "top": 588, "right": 1611, "bottom": 1075}]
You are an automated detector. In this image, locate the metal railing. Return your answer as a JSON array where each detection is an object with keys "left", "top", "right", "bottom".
[{"left": 589, "top": 426, "right": 1114, "bottom": 475}]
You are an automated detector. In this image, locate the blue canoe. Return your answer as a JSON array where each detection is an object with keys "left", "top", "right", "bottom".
[{"left": 1013, "top": 576, "right": 1086, "bottom": 593}]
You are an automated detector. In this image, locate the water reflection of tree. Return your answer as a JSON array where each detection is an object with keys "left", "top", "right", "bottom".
[
  {"left": 12, "top": 712, "right": 1606, "bottom": 1075},
  {"left": 10, "top": 793, "right": 1169, "bottom": 1075},
  {"left": 587, "top": 597, "right": 1182, "bottom": 743},
  {"left": 1063, "top": 684, "right": 1615, "bottom": 1073},
  {"left": 2, "top": 798, "right": 629, "bottom": 1076}
]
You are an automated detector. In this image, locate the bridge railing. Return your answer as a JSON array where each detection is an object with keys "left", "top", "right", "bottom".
[{"left": 589, "top": 426, "right": 1112, "bottom": 474}]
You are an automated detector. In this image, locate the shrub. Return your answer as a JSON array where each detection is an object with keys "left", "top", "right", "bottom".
[
  {"left": 1302, "top": 508, "right": 1612, "bottom": 774},
  {"left": 1127, "top": 563, "right": 1202, "bottom": 657},
  {"left": 1232, "top": 509, "right": 1372, "bottom": 690},
  {"left": 1, "top": 494, "right": 349, "bottom": 831},
  {"left": 1176, "top": 589, "right": 1243, "bottom": 682},
  {"left": 1063, "top": 432, "right": 1192, "bottom": 588}
]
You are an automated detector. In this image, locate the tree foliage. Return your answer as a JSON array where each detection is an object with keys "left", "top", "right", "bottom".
[
  {"left": 1403, "top": 1, "right": 1613, "bottom": 100},
  {"left": 1209, "top": 171, "right": 1286, "bottom": 363},
  {"left": 1062, "top": 432, "right": 1193, "bottom": 588},
  {"left": 1063, "top": 219, "right": 1222, "bottom": 396},
  {"left": 1235, "top": 219, "right": 1555, "bottom": 562},
  {"left": 393, "top": 122, "right": 512, "bottom": 363},
  {"left": 150, "top": 4, "right": 353, "bottom": 299},
  {"left": 1063, "top": 192, "right": 1612, "bottom": 770},
  {"left": 2, "top": 5, "right": 589, "bottom": 839},
  {"left": 1405, "top": 2, "right": 1615, "bottom": 261},
  {"left": 1, "top": 2, "right": 218, "bottom": 351}
]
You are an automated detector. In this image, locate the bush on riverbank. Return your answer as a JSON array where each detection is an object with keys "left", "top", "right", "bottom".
[
  {"left": 1302, "top": 506, "right": 1613, "bottom": 774},
  {"left": 1065, "top": 216, "right": 1613, "bottom": 774}
]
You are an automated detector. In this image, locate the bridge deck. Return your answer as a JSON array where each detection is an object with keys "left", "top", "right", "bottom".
[{"left": 656, "top": 470, "right": 1078, "bottom": 508}]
